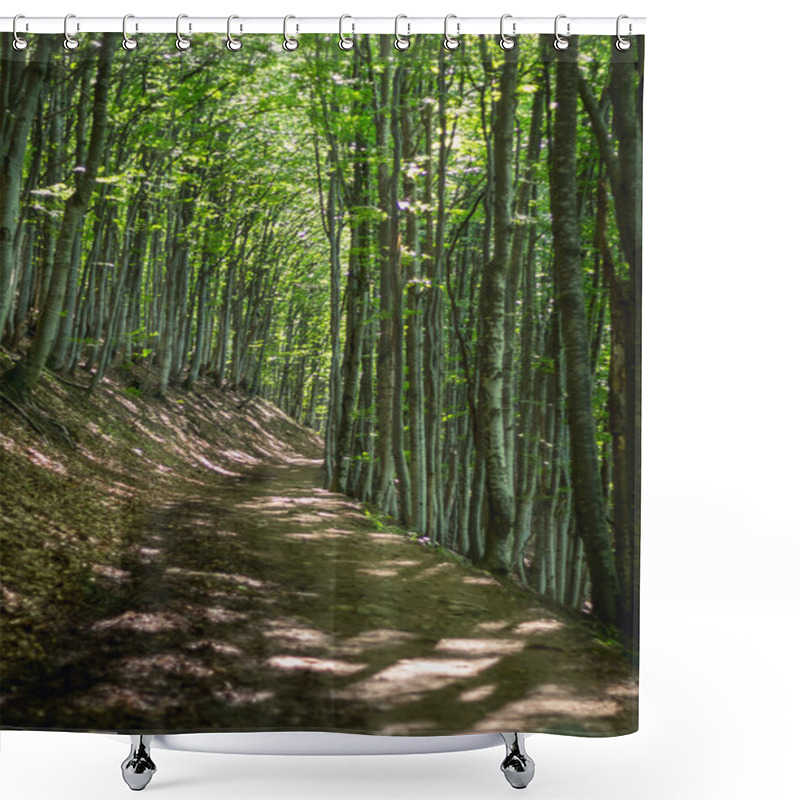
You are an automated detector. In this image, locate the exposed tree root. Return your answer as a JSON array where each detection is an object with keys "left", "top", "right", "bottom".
[{"left": 0, "top": 391, "right": 76, "bottom": 449}]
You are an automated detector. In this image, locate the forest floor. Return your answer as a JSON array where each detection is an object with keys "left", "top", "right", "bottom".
[{"left": 0, "top": 351, "right": 636, "bottom": 736}]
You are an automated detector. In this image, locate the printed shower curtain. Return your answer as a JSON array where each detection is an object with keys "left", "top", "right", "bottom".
[{"left": 0, "top": 30, "right": 642, "bottom": 737}]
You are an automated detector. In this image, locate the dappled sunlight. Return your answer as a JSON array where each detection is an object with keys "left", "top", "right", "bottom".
[
  {"left": 358, "top": 567, "right": 399, "bottom": 578},
  {"left": 366, "top": 532, "right": 406, "bottom": 544},
  {"left": 463, "top": 575, "right": 499, "bottom": 586},
  {"left": 1, "top": 368, "right": 637, "bottom": 735},
  {"left": 92, "top": 611, "right": 189, "bottom": 634},
  {"left": 341, "top": 657, "right": 500, "bottom": 703},
  {"left": 164, "top": 567, "right": 269, "bottom": 589},
  {"left": 475, "top": 620, "right": 510, "bottom": 632},
  {"left": 265, "top": 655, "right": 367, "bottom": 676},
  {"left": 21, "top": 447, "right": 67, "bottom": 475},
  {"left": 197, "top": 606, "right": 249, "bottom": 623},
  {"left": 435, "top": 638, "right": 525, "bottom": 656},
  {"left": 513, "top": 619, "right": 564, "bottom": 635},
  {"left": 459, "top": 684, "right": 497, "bottom": 703},
  {"left": 91, "top": 563, "right": 131, "bottom": 582},
  {"left": 606, "top": 682, "right": 638, "bottom": 698},
  {"left": 475, "top": 683, "right": 622, "bottom": 729},
  {"left": 415, "top": 563, "right": 456, "bottom": 579},
  {"left": 213, "top": 688, "right": 274, "bottom": 706},
  {"left": 136, "top": 546, "right": 161, "bottom": 563},
  {"left": 219, "top": 449, "right": 260, "bottom": 465},
  {"left": 331, "top": 628, "right": 418, "bottom": 657},
  {"left": 186, "top": 640, "right": 244, "bottom": 656},
  {"left": 263, "top": 619, "right": 333, "bottom": 650},
  {"left": 282, "top": 529, "right": 351, "bottom": 541}
]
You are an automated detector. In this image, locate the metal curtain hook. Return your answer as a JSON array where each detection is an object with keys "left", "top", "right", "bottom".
[
  {"left": 12, "top": 14, "right": 28, "bottom": 51},
  {"left": 394, "top": 15, "right": 410, "bottom": 51},
  {"left": 499, "top": 13, "right": 516, "bottom": 50},
  {"left": 553, "top": 14, "right": 570, "bottom": 51},
  {"left": 339, "top": 15, "right": 354, "bottom": 51},
  {"left": 64, "top": 13, "right": 79, "bottom": 51},
  {"left": 227, "top": 15, "right": 243, "bottom": 51},
  {"left": 443, "top": 14, "right": 460, "bottom": 51},
  {"left": 283, "top": 15, "right": 299, "bottom": 51},
  {"left": 122, "top": 14, "right": 138, "bottom": 51},
  {"left": 616, "top": 14, "right": 632, "bottom": 51},
  {"left": 176, "top": 14, "right": 191, "bottom": 50}
]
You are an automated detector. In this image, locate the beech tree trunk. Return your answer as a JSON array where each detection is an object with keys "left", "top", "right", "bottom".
[
  {"left": 550, "top": 42, "right": 621, "bottom": 626},
  {"left": 476, "top": 45, "right": 518, "bottom": 575}
]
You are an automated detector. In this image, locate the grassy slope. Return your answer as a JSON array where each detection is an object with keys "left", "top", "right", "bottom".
[{"left": 0, "top": 348, "right": 321, "bottom": 672}]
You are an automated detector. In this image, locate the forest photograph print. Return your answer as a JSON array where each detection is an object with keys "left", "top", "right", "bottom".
[{"left": 0, "top": 33, "right": 642, "bottom": 737}]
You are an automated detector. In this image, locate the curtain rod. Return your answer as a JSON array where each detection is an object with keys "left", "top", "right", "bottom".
[{"left": 0, "top": 16, "right": 646, "bottom": 36}]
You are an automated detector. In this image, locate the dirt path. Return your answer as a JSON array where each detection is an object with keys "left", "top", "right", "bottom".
[{"left": 3, "top": 455, "right": 636, "bottom": 736}]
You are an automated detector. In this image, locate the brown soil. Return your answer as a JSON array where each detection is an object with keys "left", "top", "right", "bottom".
[{"left": 1, "top": 356, "right": 636, "bottom": 737}]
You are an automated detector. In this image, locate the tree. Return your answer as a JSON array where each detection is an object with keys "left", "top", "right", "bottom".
[{"left": 550, "top": 40, "right": 620, "bottom": 627}]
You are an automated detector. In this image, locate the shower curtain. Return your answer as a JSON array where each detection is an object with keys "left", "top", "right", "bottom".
[{"left": 0, "top": 29, "right": 642, "bottom": 738}]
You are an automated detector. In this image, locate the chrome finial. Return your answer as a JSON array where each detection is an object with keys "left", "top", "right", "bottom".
[
  {"left": 500, "top": 733, "right": 535, "bottom": 789},
  {"left": 121, "top": 735, "right": 157, "bottom": 791}
]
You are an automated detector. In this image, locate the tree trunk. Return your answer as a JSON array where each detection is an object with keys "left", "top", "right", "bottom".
[
  {"left": 476, "top": 45, "right": 518, "bottom": 575},
  {"left": 550, "top": 42, "right": 620, "bottom": 627}
]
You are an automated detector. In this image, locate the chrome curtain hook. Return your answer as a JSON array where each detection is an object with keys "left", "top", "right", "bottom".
[
  {"left": 12, "top": 14, "right": 28, "bottom": 51},
  {"left": 176, "top": 13, "right": 191, "bottom": 51},
  {"left": 499, "top": 13, "right": 516, "bottom": 50},
  {"left": 616, "top": 14, "right": 632, "bottom": 51},
  {"left": 553, "top": 14, "right": 570, "bottom": 51},
  {"left": 443, "top": 14, "right": 460, "bottom": 51},
  {"left": 64, "top": 13, "right": 79, "bottom": 51},
  {"left": 394, "top": 15, "right": 410, "bottom": 51},
  {"left": 338, "top": 15, "right": 354, "bottom": 51},
  {"left": 122, "top": 14, "right": 138, "bottom": 51},
  {"left": 283, "top": 15, "right": 299, "bottom": 51},
  {"left": 227, "top": 15, "right": 243, "bottom": 51}
]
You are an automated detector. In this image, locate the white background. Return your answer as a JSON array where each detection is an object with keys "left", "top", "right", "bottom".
[{"left": 2, "top": 1, "right": 799, "bottom": 798}]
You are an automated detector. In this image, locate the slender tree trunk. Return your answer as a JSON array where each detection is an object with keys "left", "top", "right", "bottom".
[
  {"left": 374, "top": 36, "right": 396, "bottom": 510},
  {"left": 476, "top": 45, "right": 518, "bottom": 575},
  {"left": 550, "top": 42, "right": 620, "bottom": 626}
]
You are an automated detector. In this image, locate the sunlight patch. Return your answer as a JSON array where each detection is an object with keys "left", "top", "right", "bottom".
[
  {"left": 476, "top": 684, "right": 621, "bottom": 728},
  {"left": 266, "top": 655, "right": 366, "bottom": 675},
  {"left": 342, "top": 657, "right": 500, "bottom": 702},
  {"left": 263, "top": 622, "right": 332, "bottom": 650},
  {"left": 459, "top": 684, "right": 497, "bottom": 703},
  {"left": 475, "top": 620, "right": 510, "bottom": 632},
  {"left": 463, "top": 576, "right": 499, "bottom": 586},
  {"left": 513, "top": 619, "right": 564, "bottom": 635},
  {"left": 201, "top": 606, "right": 249, "bottom": 623},
  {"left": 435, "top": 638, "right": 524, "bottom": 656},
  {"left": 91, "top": 564, "right": 131, "bottom": 582},
  {"left": 358, "top": 568, "right": 399, "bottom": 578}
]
